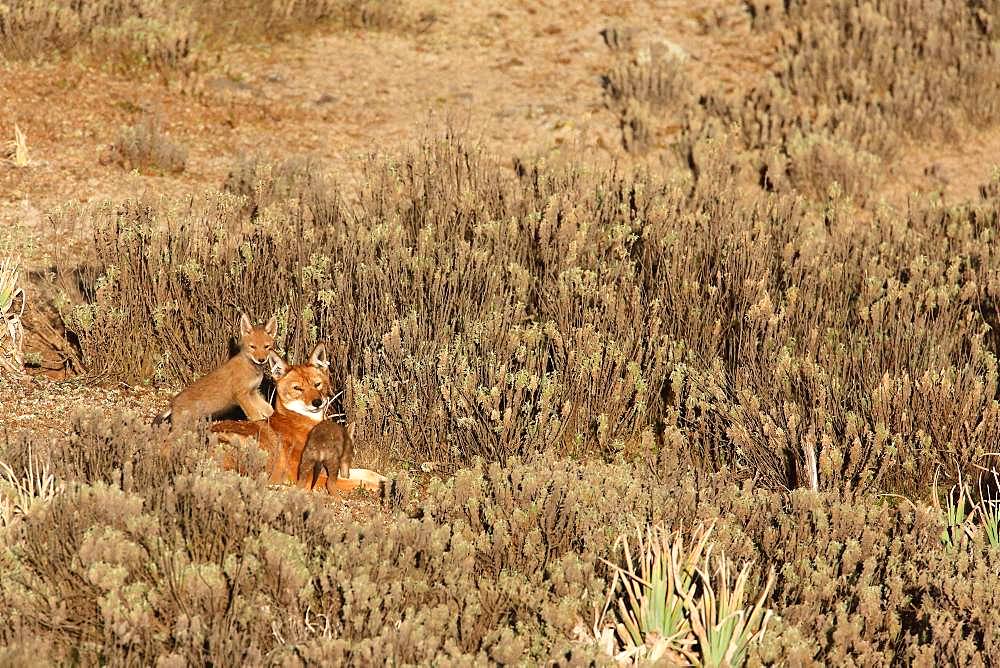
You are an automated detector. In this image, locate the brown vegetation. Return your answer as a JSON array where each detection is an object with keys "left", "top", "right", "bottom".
[
  {"left": 2, "top": 411, "right": 999, "bottom": 663},
  {"left": 0, "top": 257, "right": 26, "bottom": 378},
  {"left": 0, "top": 0, "right": 413, "bottom": 73},
  {"left": 606, "top": 0, "right": 1000, "bottom": 201},
  {"left": 106, "top": 118, "right": 188, "bottom": 175},
  {"left": 6, "top": 0, "right": 1000, "bottom": 663},
  {"left": 48, "top": 136, "right": 1000, "bottom": 497}
]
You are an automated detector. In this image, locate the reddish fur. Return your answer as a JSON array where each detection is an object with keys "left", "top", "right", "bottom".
[{"left": 213, "top": 344, "right": 385, "bottom": 494}]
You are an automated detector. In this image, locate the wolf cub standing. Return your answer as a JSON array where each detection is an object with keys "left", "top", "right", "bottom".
[
  {"left": 155, "top": 313, "right": 277, "bottom": 425},
  {"left": 297, "top": 419, "right": 356, "bottom": 494}
]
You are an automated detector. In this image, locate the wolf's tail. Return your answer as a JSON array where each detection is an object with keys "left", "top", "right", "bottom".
[
  {"left": 152, "top": 409, "right": 172, "bottom": 426},
  {"left": 329, "top": 468, "right": 389, "bottom": 492}
]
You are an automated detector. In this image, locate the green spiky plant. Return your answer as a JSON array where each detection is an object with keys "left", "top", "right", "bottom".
[
  {"left": 599, "top": 522, "right": 774, "bottom": 666},
  {"left": 606, "top": 523, "right": 709, "bottom": 662},
  {"left": 685, "top": 553, "right": 774, "bottom": 667},
  {"left": 977, "top": 470, "right": 1000, "bottom": 549},
  {"left": 934, "top": 470, "right": 976, "bottom": 551},
  {"left": 0, "top": 445, "right": 60, "bottom": 533},
  {"left": 0, "top": 256, "right": 26, "bottom": 378}
]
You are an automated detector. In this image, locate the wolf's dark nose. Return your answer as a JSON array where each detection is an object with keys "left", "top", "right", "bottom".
[{"left": 311, "top": 398, "right": 324, "bottom": 408}]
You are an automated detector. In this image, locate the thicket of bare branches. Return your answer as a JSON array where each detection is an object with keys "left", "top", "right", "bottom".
[{"left": 48, "top": 135, "right": 1000, "bottom": 498}]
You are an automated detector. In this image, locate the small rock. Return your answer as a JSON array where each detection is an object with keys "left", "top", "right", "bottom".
[
  {"left": 651, "top": 38, "right": 691, "bottom": 62},
  {"left": 205, "top": 76, "right": 253, "bottom": 93}
]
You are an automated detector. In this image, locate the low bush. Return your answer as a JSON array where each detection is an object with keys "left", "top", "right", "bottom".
[
  {"left": 50, "top": 137, "right": 1000, "bottom": 496},
  {"left": 2, "top": 410, "right": 1000, "bottom": 663},
  {"left": 0, "top": 256, "right": 25, "bottom": 378},
  {"left": 0, "top": 0, "right": 411, "bottom": 72},
  {"left": 604, "top": 1, "right": 1000, "bottom": 199},
  {"left": 106, "top": 118, "right": 188, "bottom": 175},
  {"left": 740, "top": 0, "right": 1000, "bottom": 155},
  {"left": 599, "top": 31, "right": 692, "bottom": 155},
  {"left": 784, "top": 131, "right": 881, "bottom": 204}
]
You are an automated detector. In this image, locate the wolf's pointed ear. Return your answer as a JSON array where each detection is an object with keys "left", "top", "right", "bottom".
[
  {"left": 268, "top": 352, "right": 290, "bottom": 379},
  {"left": 239, "top": 312, "right": 253, "bottom": 337},
  {"left": 309, "top": 343, "right": 329, "bottom": 370},
  {"left": 346, "top": 422, "right": 357, "bottom": 440},
  {"left": 264, "top": 315, "right": 278, "bottom": 338}
]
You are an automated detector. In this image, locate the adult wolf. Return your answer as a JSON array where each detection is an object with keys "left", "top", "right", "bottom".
[{"left": 213, "top": 343, "right": 387, "bottom": 492}]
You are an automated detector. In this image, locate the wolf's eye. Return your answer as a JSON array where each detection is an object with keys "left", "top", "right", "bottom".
[
  {"left": 264, "top": 344, "right": 271, "bottom": 350},
  {"left": 314, "top": 382, "right": 322, "bottom": 389},
  {"left": 250, "top": 345, "right": 257, "bottom": 349},
  {"left": 292, "top": 385, "right": 303, "bottom": 392}
]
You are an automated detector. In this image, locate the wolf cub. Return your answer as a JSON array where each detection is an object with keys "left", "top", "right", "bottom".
[
  {"left": 297, "top": 419, "right": 355, "bottom": 494},
  {"left": 155, "top": 313, "right": 277, "bottom": 425}
]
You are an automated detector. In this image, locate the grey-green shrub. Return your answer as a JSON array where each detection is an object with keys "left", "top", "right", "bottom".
[
  {"left": 51, "top": 136, "right": 1000, "bottom": 494},
  {"left": 3, "top": 410, "right": 1000, "bottom": 663}
]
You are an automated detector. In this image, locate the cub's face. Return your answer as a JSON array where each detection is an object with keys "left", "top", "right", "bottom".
[
  {"left": 268, "top": 343, "right": 332, "bottom": 421},
  {"left": 243, "top": 328, "right": 275, "bottom": 365},
  {"left": 240, "top": 314, "right": 278, "bottom": 365}
]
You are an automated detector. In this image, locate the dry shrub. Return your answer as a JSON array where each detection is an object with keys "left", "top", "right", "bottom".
[
  {"left": 222, "top": 154, "right": 338, "bottom": 221},
  {"left": 107, "top": 118, "right": 188, "bottom": 175},
  {"left": 609, "top": 1, "right": 1000, "bottom": 199},
  {"left": 43, "top": 409, "right": 211, "bottom": 492},
  {"left": 191, "top": 0, "right": 409, "bottom": 45},
  {"left": 0, "top": 256, "right": 25, "bottom": 378},
  {"left": 2, "top": 414, "right": 1000, "bottom": 663},
  {"left": 979, "top": 165, "right": 1000, "bottom": 201},
  {"left": 741, "top": 0, "right": 1000, "bottom": 153},
  {"left": 0, "top": 0, "right": 196, "bottom": 71},
  {"left": 54, "top": 138, "right": 677, "bottom": 470},
  {"left": 0, "top": 0, "right": 411, "bottom": 71},
  {"left": 785, "top": 131, "right": 881, "bottom": 204},
  {"left": 0, "top": 413, "right": 611, "bottom": 664},
  {"left": 52, "top": 193, "right": 311, "bottom": 384},
  {"left": 600, "top": 28, "right": 692, "bottom": 154},
  {"left": 50, "top": 136, "right": 1000, "bottom": 496}
]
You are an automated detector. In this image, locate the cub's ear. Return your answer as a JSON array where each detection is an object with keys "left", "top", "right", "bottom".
[
  {"left": 264, "top": 315, "right": 278, "bottom": 338},
  {"left": 239, "top": 312, "right": 253, "bottom": 337},
  {"left": 308, "top": 343, "right": 329, "bottom": 370},
  {"left": 346, "top": 422, "right": 357, "bottom": 441},
  {"left": 268, "top": 352, "right": 290, "bottom": 379}
]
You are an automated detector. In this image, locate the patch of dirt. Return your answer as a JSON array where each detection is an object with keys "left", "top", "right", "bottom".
[
  {"left": 0, "top": 375, "right": 169, "bottom": 435},
  {"left": 0, "top": 1, "right": 787, "bottom": 265},
  {"left": 882, "top": 130, "right": 1000, "bottom": 209}
]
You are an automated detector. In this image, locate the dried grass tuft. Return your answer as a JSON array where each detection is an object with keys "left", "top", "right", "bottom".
[
  {"left": 106, "top": 118, "right": 188, "bottom": 174},
  {"left": 3, "top": 125, "right": 29, "bottom": 167},
  {"left": 0, "top": 256, "right": 26, "bottom": 378}
]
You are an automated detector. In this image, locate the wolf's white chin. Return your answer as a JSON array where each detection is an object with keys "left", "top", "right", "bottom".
[{"left": 284, "top": 399, "right": 326, "bottom": 421}]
